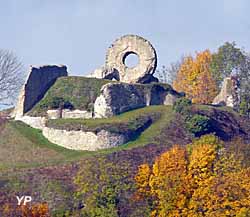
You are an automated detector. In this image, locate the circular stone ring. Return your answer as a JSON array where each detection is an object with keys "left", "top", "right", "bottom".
[{"left": 105, "top": 35, "right": 157, "bottom": 83}]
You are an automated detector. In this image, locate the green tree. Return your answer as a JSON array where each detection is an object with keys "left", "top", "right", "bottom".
[
  {"left": 210, "top": 42, "right": 246, "bottom": 87},
  {"left": 211, "top": 42, "right": 250, "bottom": 117},
  {"left": 74, "top": 157, "right": 135, "bottom": 217}
]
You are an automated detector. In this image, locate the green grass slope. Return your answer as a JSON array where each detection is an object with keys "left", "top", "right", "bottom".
[
  {"left": 0, "top": 106, "right": 174, "bottom": 170},
  {"left": 1, "top": 104, "right": 249, "bottom": 171},
  {"left": 1, "top": 105, "right": 250, "bottom": 216}
]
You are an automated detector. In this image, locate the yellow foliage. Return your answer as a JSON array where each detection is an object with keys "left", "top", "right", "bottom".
[
  {"left": 134, "top": 163, "right": 151, "bottom": 200},
  {"left": 173, "top": 50, "right": 218, "bottom": 104},
  {"left": 135, "top": 136, "right": 250, "bottom": 216}
]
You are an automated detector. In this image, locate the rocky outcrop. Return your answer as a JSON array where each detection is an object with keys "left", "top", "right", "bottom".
[
  {"left": 13, "top": 65, "right": 68, "bottom": 118},
  {"left": 42, "top": 127, "right": 127, "bottom": 151},
  {"left": 94, "top": 82, "right": 182, "bottom": 118},
  {"left": 213, "top": 77, "right": 240, "bottom": 108}
]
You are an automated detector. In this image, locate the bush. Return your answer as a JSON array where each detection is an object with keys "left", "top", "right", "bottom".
[
  {"left": 186, "top": 114, "right": 211, "bottom": 136},
  {"left": 39, "top": 97, "right": 74, "bottom": 110},
  {"left": 239, "top": 94, "right": 250, "bottom": 118},
  {"left": 173, "top": 97, "right": 192, "bottom": 114}
]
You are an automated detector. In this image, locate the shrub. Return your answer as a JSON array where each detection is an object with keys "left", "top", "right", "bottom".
[
  {"left": 186, "top": 114, "right": 211, "bottom": 136},
  {"left": 239, "top": 94, "right": 250, "bottom": 118},
  {"left": 39, "top": 97, "right": 74, "bottom": 110},
  {"left": 173, "top": 97, "right": 192, "bottom": 114}
]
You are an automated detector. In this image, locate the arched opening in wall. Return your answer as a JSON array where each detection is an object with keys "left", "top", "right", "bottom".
[{"left": 123, "top": 52, "right": 139, "bottom": 68}]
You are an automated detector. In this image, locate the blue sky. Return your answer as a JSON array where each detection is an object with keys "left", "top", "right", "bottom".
[{"left": 1, "top": 0, "right": 250, "bottom": 76}]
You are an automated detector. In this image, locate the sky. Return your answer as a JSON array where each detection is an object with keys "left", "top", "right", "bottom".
[{"left": 1, "top": 0, "right": 250, "bottom": 76}]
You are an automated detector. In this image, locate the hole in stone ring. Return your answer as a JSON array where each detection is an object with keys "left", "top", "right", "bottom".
[{"left": 123, "top": 52, "right": 139, "bottom": 68}]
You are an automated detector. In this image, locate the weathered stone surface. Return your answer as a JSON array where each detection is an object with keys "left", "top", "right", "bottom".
[
  {"left": 137, "top": 74, "right": 159, "bottom": 84},
  {"left": 47, "top": 110, "right": 62, "bottom": 119},
  {"left": 42, "top": 127, "right": 127, "bottom": 151},
  {"left": 105, "top": 35, "right": 157, "bottom": 83},
  {"left": 164, "top": 94, "right": 178, "bottom": 105},
  {"left": 213, "top": 77, "right": 240, "bottom": 108},
  {"left": 14, "top": 65, "right": 68, "bottom": 118},
  {"left": 47, "top": 109, "right": 93, "bottom": 119},
  {"left": 87, "top": 66, "right": 120, "bottom": 81},
  {"left": 62, "top": 109, "right": 93, "bottom": 119},
  {"left": 15, "top": 116, "right": 46, "bottom": 130},
  {"left": 94, "top": 82, "right": 181, "bottom": 118}
]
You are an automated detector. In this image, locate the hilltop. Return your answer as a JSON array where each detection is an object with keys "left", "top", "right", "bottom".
[{"left": 1, "top": 104, "right": 250, "bottom": 215}]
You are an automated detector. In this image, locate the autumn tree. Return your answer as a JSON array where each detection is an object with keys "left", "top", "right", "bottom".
[
  {"left": 135, "top": 135, "right": 250, "bottom": 216},
  {"left": 20, "top": 203, "right": 50, "bottom": 217},
  {"left": 173, "top": 50, "right": 218, "bottom": 104},
  {"left": 2, "top": 203, "right": 50, "bottom": 217}
]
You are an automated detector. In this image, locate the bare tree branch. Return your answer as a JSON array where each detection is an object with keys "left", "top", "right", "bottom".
[
  {"left": 156, "top": 56, "right": 185, "bottom": 85},
  {"left": 0, "top": 49, "right": 25, "bottom": 107}
]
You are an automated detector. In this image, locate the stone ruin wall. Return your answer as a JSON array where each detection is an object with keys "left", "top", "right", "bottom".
[
  {"left": 94, "top": 82, "right": 182, "bottom": 118},
  {"left": 212, "top": 76, "right": 240, "bottom": 108},
  {"left": 14, "top": 65, "right": 68, "bottom": 118},
  {"left": 12, "top": 34, "right": 182, "bottom": 151},
  {"left": 42, "top": 127, "right": 128, "bottom": 151}
]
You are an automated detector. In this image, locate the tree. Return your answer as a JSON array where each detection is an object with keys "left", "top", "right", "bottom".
[
  {"left": 210, "top": 42, "right": 246, "bottom": 87},
  {"left": 20, "top": 203, "right": 50, "bottom": 217},
  {"left": 135, "top": 135, "right": 250, "bottom": 216},
  {"left": 173, "top": 50, "right": 218, "bottom": 104},
  {"left": 210, "top": 42, "right": 250, "bottom": 117},
  {"left": 238, "top": 53, "right": 250, "bottom": 117},
  {"left": 2, "top": 203, "right": 50, "bottom": 217},
  {"left": 0, "top": 49, "right": 24, "bottom": 107},
  {"left": 74, "top": 157, "right": 135, "bottom": 217},
  {"left": 156, "top": 56, "right": 185, "bottom": 84}
]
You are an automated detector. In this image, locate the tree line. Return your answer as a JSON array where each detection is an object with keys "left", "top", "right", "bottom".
[{"left": 157, "top": 42, "right": 250, "bottom": 117}]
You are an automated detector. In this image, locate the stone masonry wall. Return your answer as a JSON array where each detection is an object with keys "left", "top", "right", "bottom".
[
  {"left": 42, "top": 127, "right": 127, "bottom": 151},
  {"left": 14, "top": 65, "right": 68, "bottom": 118},
  {"left": 94, "top": 82, "right": 182, "bottom": 118}
]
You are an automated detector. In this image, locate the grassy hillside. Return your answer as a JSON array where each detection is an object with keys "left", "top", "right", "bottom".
[
  {"left": 0, "top": 106, "right": 174, "bottom": 170},
  {"left": 1, "top": 105, "right": 250, "bottom": 216},
  {"left": 1, "top": 105, "right": 249, "bottom": 170}
]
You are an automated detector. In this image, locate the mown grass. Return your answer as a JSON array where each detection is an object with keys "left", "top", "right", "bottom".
[{"left": 0, "top": 106, "right": 175, "bottom": 170}]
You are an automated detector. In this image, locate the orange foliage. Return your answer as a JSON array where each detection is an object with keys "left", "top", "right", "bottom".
[
  {"left": 1, "top": 203, "right": 50, "bottom": 217},
  {"left": 20, "top": 203, "right": 50, "bottom": 217},
  {"left": 173, "top": 50, "right": 218, "bottom": 104},
  {"left": 135, "top": 136, "right": 250, "bottom": 216}
]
